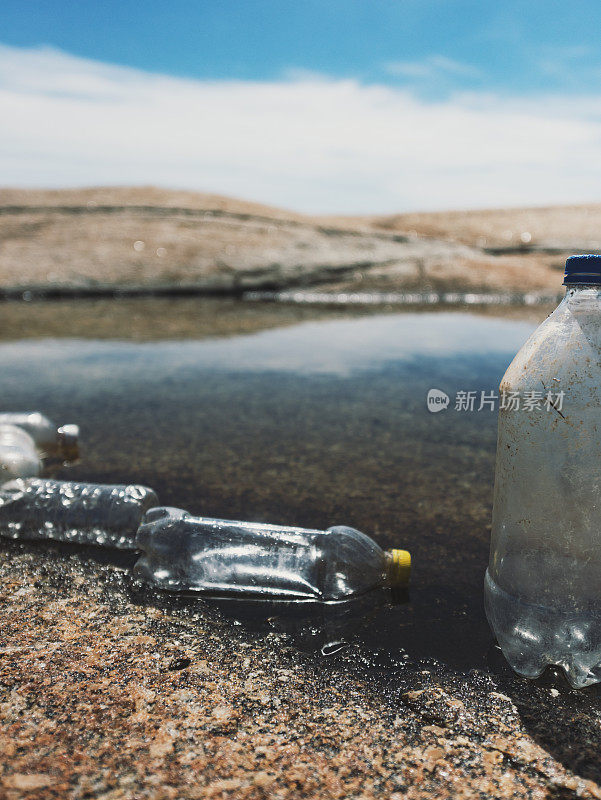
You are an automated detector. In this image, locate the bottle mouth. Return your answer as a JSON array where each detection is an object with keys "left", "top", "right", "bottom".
[
  {"left": 563, "top": 254, "right": 601, "bottom": 285},
  {"left": 385, "top": 549, "right": 411, "bottom": 588},
  {"left": 57, "top": 424, "right": 80, "bottom": 462}
]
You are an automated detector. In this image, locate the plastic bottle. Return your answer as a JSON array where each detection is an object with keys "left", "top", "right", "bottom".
[
  {"left": 134, "top": 507, "right": 411, "bottom": 600},
  {"left": 486, "top": 254, "right": 601, "bottom": 688},
  {"left": 0, "top": 478, "right": 158, "bottom": 549},
  {"left": 0, "top": 425, "right": 42, "bottom": 480},
  {"left": 0, "top": 412, "right": 79, "bottom": 462}
]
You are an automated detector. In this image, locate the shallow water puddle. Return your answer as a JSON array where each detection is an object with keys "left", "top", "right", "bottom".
[{"left": 0, "top": 304, "right": 541, "bottom": 675}]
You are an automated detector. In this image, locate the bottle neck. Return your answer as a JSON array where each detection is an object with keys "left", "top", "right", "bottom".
[
  {"left": 564, "top": 284, "right": 601, "bottom": 297},
  {"left": 384, "top": 549, "right": 411, "bottom": 589}
]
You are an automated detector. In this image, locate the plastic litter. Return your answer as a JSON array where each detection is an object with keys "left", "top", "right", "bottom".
[
  {"left": 0, "top": 413, "right": 410, "bottom": 606},
  {"left": 0, "top": 478, "right": 158, "bottom": 549},
  {"left": 134, "top": 507, "right": 410, "bottom": 600},
  {"left": 0, "top": 424, "right": 43, "bottom": 480},
  {"left": 0, "top": 412, "right": 79, "bottom": 462},
  {"left": 486, "top": 254, "right": 601, "bottom": 688},
  {"left": 0, "top": 412, "right": 79, "bottom": 479}
]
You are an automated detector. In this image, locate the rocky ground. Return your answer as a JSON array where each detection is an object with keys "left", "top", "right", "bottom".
[
  {"left": 3, "top": 540, "right": 601, "bottom": 800},
  {"left": 1, "top": 187, "right": 597, "bottom": 295}
]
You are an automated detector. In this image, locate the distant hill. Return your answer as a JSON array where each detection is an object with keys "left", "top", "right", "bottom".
[
  {"left": 328, "top": 204, "right": 601, "bottom": 250},
  {"left": 0, "top": 186, "right": 596, "bottom": 295}
]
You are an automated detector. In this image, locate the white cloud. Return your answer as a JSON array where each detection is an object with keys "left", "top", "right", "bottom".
[
  {"left": 2, "top": 44, "right": 601, "bottom": 213},
  {"left": 384, "top": 55, "right": 481, "bottom": 80}
]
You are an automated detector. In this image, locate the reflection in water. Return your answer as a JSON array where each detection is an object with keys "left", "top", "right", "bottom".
[
  {"left": 245, "top": 289, "right": 562, "bottom": 307},
  {"left": 0, "top": 307, "right": 540, "bottom": 677},
  {"left": 0, "top": 297, "right": 361, "bottom": 343},
  {"left": 0, "top": 312, "right": 535, "bottom": 379},
  {"left": 124, "top": 564, "right": 402, "bottom": 656},
  {"left": 194, "top": 589, "right": 400, "bottom": 656},
  {"left": 0, "top": 296, "right": 551, "bottom": 344}
]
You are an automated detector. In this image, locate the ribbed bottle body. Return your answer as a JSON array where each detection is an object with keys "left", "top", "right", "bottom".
[{"left": 0, "top": 478, "right": 158, "bottom": 549}]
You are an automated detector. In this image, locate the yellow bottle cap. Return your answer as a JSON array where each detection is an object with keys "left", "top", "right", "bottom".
[{"left": 386, "top": 549, "right": 411, "bottom": 588}]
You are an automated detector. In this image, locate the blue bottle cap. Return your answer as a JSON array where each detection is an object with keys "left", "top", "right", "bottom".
[{"left": 563, "top": 254, "right": 601, "bottom": 285}]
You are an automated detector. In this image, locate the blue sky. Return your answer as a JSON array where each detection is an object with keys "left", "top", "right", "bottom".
[
  {"left": 3, "top": 0, "right": 601, "bottom": 94},
  {"left": 2, "top": 2, "right": 601, "bottom": 212}
]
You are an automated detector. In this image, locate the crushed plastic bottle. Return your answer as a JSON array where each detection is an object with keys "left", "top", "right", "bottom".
[
  {"left": 0, "top": 412, "right": 79, "bottom": 463},
  {"left": 0, "top": 424, "right": 43, "bottom": 480},
  {"left": 0, "top": 478, "right": 158, "bottom": 549},
  {"left": 134, "top": 507, "right": 411, "bottom": 600},
  {"left": 486, "top": 255, "right": 601, "bottom": 688}
]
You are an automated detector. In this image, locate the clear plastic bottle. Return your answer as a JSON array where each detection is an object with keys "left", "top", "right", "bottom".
[
  {"left": 0, "top": 425, "right": 42, "bottom": 480},
  {"left": 134, "top": 507, "right": 411, "bottom": 600},
  {"left": 486, "top": 254, "right": 601, "bottom": 688},
  {"left": 0, "top": 412, "right": 79, "bottom": 462},
  {"left": 0, "top": 478, "right": 158, "bottom": 549}
]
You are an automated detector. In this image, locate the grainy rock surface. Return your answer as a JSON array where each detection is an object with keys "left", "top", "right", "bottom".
[{"left": 2, "top": 541, "right": 601, "bottom": 800}]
